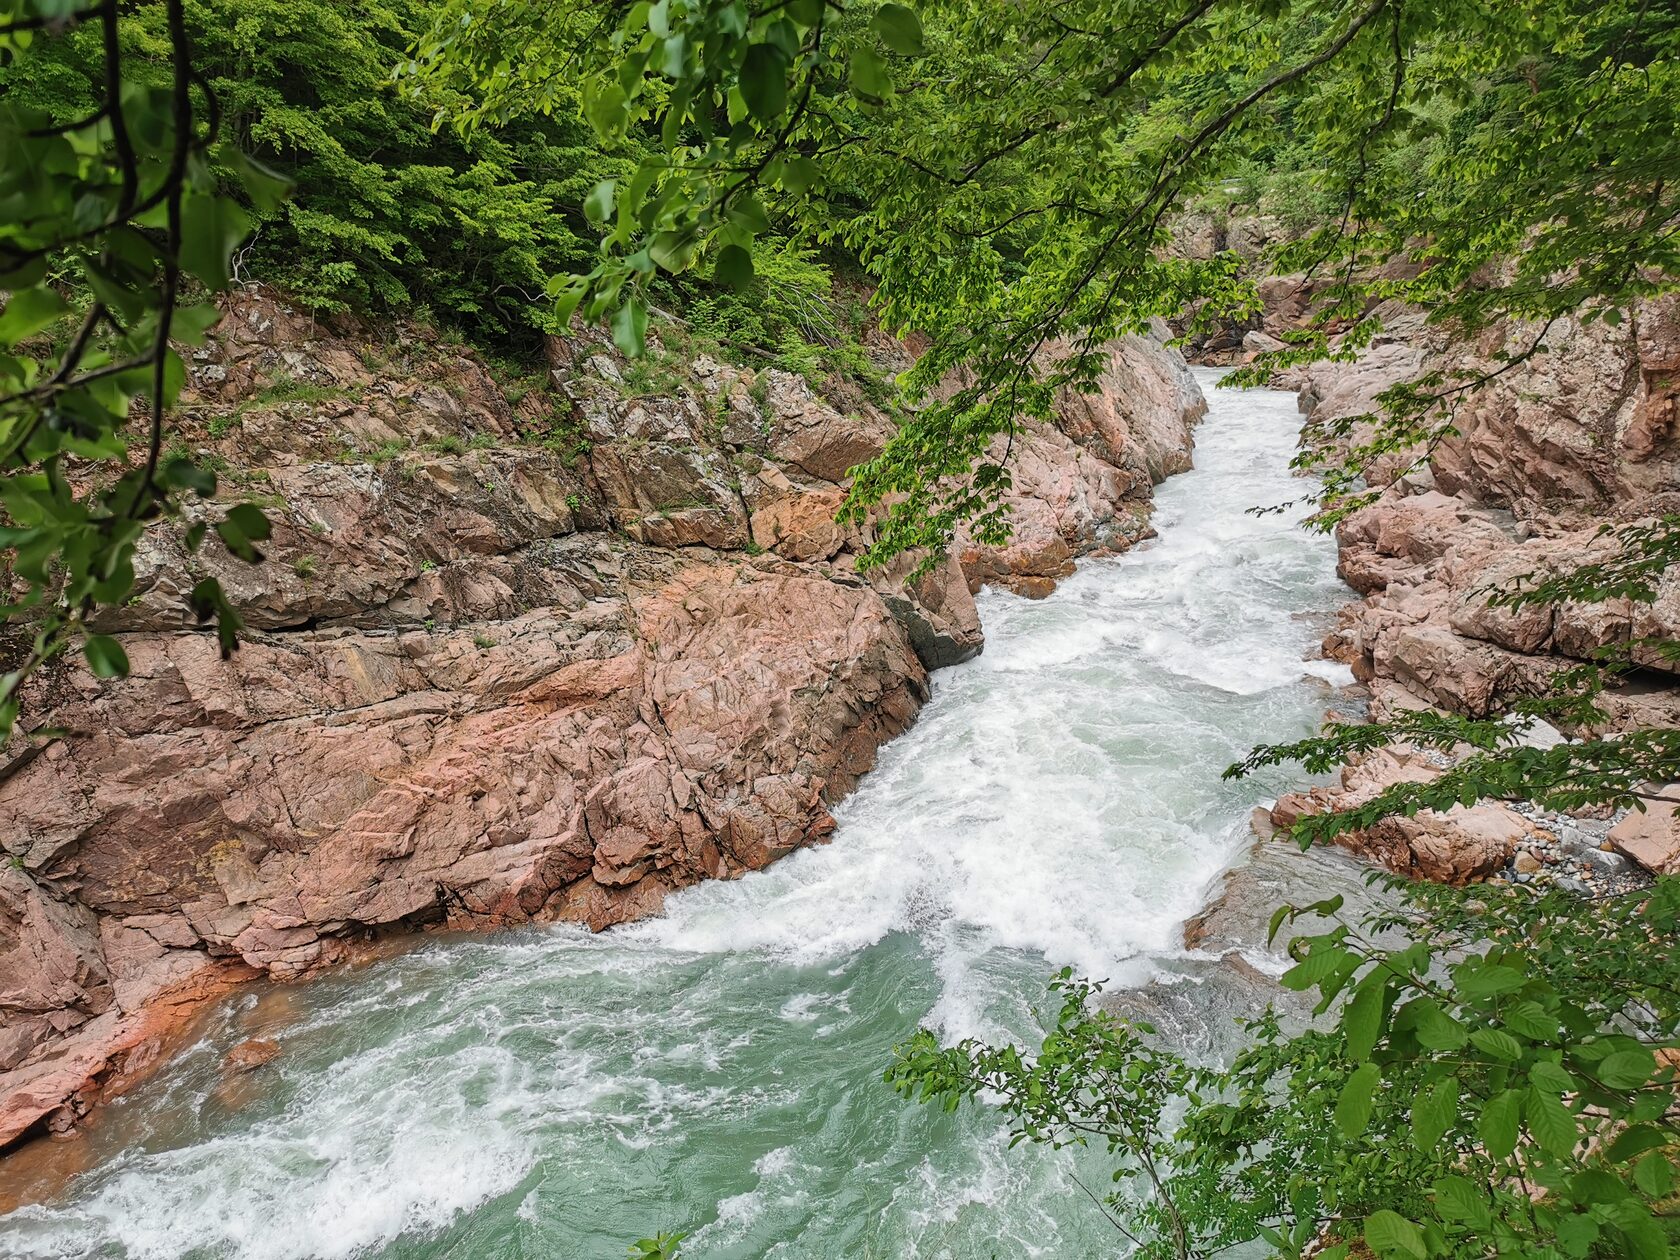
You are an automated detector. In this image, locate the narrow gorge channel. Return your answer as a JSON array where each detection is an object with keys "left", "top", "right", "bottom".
[{"left": 2, "top": 372, "right": 1354, "bottom": 1260}]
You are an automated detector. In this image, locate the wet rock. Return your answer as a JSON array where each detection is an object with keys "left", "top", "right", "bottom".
[{"left": 223, "top": 1038, "right": 281, "bottom": 1073}]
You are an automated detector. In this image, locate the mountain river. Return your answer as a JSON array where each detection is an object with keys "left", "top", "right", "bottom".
[{"left": 1, "top": 370, "right": 1358, "bottom": 1259}]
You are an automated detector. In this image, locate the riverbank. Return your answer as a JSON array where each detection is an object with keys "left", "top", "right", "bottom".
[{"left": 1262, "top": 296, "right": 1680, "bottom": 887}]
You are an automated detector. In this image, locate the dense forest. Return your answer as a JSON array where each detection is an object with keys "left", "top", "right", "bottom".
[{"left": 1, "top": 1, "right": 1678, "bottom": 1257}]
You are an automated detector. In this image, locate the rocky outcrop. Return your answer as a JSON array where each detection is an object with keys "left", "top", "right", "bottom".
[
  {"left": 956, "top": 324, "right": 1206, "bottom": 597},
  {"left": 1255, "top": 290, "right": 1680, "bottom": 886},
  {"left": 0, "top": 289, "right": 1202, "bottom": 1146},
  {"left": 1267, "top": 744, "right": 1649, "bottom": 892},
  {"left": 1283, "top": 295, "right": 1680, "bottom": 518}
]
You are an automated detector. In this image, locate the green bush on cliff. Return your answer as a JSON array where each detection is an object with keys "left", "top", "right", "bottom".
[{"left": 408, "top": 0, "right": 1679, "bottom": 562}]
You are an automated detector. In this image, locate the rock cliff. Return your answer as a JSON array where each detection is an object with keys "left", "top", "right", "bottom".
[
  {"left": 1265, "top": 296, "right": 1680, "bottom": 885},
  {"left": 0, "top": 290, "right": 1203, "bottom": 1148}
]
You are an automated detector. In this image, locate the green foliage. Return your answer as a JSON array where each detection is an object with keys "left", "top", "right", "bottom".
[
  {"left": 0, "top": 0, "right": 632, "bottom": 340},
  {"left": 0, "top": 0, "right": 272, "bottom": 734},
  {"left": 626, "top": 1232, "right": 685, "bottom": 1259},
  {"left": 890, "top": 879, "right": 1680, "bottom": 1259},
  {"left": 678, "top": 238, "right": 843, "bottom": 360}
]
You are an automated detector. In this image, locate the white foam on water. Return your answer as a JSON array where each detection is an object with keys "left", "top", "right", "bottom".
[{"left": 1, "top": 370, "right": 1353, "bottom": 1260}]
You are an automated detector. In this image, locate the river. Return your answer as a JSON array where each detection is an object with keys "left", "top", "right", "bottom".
[{"left": 0, "top": 370, "right": 1355, "bottom": 1259}]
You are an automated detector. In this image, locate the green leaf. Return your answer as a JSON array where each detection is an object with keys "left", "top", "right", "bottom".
[
  {"left": 1604, "top": 1202, "right": 1668, "bottom": 1260},
  {"left": 850, "top": 44, "right": 892, "bottom": 100},
  {"left": 1363, "top": 1210, "right": 1426, "bottom": 1260},
  {"left": 870, "top": 2, "right": 925, "bottom": 55},
  {"left": 658, "top": 32, "right": 686, "bottom": 78},
  {"left": 1433, "top": 1175, "right": 1491, "bottom": 1227},
  {"left": 1505, "top": 1001, "right": 1561, "bottom": 1041},
  {"left": 714, "top": 244, "right": 754, "bottom": 291},
  {"left": 1606, "top": 1124, "right": 1673, "bottom": 1164},
  {"left": 611, "top": 297, "right": 649, "bottom": 357},
  {"left": 1454, "top": 962, "right": 1525, "bottom": 998},
  {"left": 0, "top": 287, "right": 70, "bottom": 348},
  {"left": 552, "top": 279, "right": 587, "bottom": 328},
  {"left": 1411, "top": 1077, "right": 1457, "bottom": 1149},
  {"left": 163, "top": 457, "right": 216, "bottom": 497},
  {"left": 584, "top": 180, "right": 616, "bottom": 226},
  {"left": 1335, "top": 1062, "right": 1380, "bottom": 1138},
  {"left": 726, "top": 195, "right": 771, "bottom": 237},
  {"left": 1280, "top": 944, "right": 1348, "bottom": 991},
  {"left": 1479, "top": 1089, "right": 1522, "bottom": 1159},
  {"left": 1411, "top": 1001, "right": 1469, "bottom": 1051},
  {"left": 1469, "top": 1027, "right": 1524, "bottom": 1061},
  {"left": 740, "top": 43, "right": 789, "bottom": 121},
  {"left": 82, "top": 635, "right": 129, "bottom": 679},
  {"left": 649, "top": 229, "right": 697, "bottom": 274},
  {"left": 224, "top": 503, "right": 272, "bottom": 544},
  {"left": 1598, "top": 1049, "right": 1657, "bottom": 1089},
  {"left": 1526, "top": 1086, "right": 1577, "bottom": 1158},
  {"left": 1555, "top": 1214, "right": 1599, "bottom": 1257},
  {"left": 780, "top": 155, "right": 821, "bottom": 195},
  {"left": 1343, "top": 975, "right": 1388, "bottom": 1062},
  {"left": 583, "top": 79, "right": 630, "bottom": 139},
  {"left": 1528, "top": 1060, "right": 1576, "bottom": 1095},
  {"left": 1633, "top": 1153, "right": 1673, "bottom": 1199},
  {"left": 179, "top": 194, "right": 251, "bottom": 291}
]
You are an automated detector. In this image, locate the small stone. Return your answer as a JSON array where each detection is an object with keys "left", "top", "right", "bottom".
[
  {"left": 223, "top": 1038, "right": 281, "bottom": 1073},
  {"left": 1513, "top": 851, "right": 1543, "bottom": 874}
]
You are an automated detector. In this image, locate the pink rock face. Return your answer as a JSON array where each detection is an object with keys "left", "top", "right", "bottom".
[
  {"left": 1251, "top": 280, "right": 1680, "bottom": 894},
  {"left": 1291, "top": 296, "right": 1680, "bottom": 518},
  {"left": 1270, "top": 749, "right": 1531, "bottom": 884},
  {"left": 0, "top": 288, "right": 1205, "bottom": 1146},
  {"left": 1322, "top": 486, "right": 1680, "bottom": 728},
  {"left": 956, "top": 326, "right": 1205, "bottom": 597},
  {"left": 1608, "top": 797, "right": 1680, "bottom": 876}
]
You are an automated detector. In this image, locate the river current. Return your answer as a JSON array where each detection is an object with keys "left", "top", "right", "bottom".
[{"left": 1, "top": 370, "right": 1354, "bottom": 1259}]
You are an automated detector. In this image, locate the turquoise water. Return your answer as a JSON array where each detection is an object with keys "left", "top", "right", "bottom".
[{"left": 1, "top": 372, "right": 1352, "bottom": 1259}]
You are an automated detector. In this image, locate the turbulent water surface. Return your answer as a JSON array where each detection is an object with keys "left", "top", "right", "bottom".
[{"left": 2, "top": 372, "right": 1355, "bottom": 1259}]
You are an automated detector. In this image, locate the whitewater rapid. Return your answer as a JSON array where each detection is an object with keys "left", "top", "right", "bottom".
[{"left": 0, "top": 370, "right": 1353, "bottom": 1259}]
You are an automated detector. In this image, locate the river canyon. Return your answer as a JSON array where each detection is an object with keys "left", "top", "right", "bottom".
[{"left": 0, "top": 371, "right": 1356, "bottom": 1257}]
